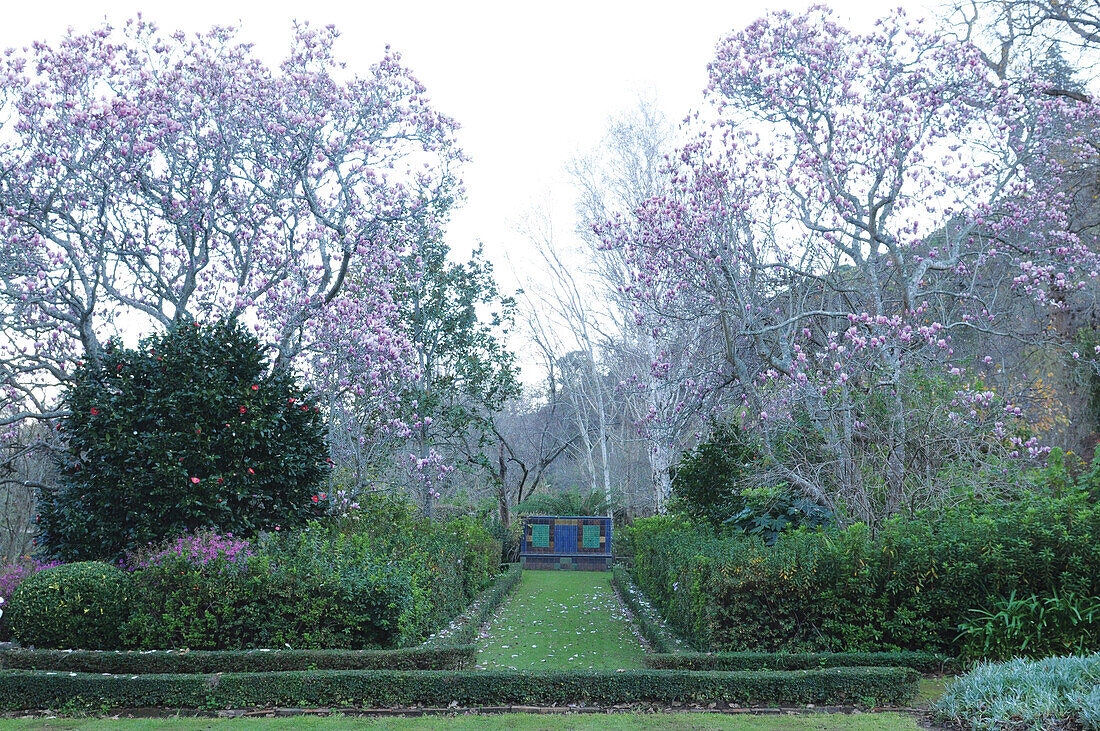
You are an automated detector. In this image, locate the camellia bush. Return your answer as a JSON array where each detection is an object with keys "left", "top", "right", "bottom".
[{"left": 36, "top": 322, "right": 329, "bottom": 561}]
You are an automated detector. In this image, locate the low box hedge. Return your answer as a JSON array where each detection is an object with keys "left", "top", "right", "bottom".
[
  {"left": 423, "top": 563, "right": 521, "bottom": 647},
  {"left": 611, "top": 565, "right": 688, "bottom": 654},
  {"left": 0, "top": 646, "right": 475, "bottom": 673},
  {"left": 642, "top": 651, "right": 956, "bottom": 673},
  {"left": 0, "top": 666, "right": 919, "bottom": 710}
]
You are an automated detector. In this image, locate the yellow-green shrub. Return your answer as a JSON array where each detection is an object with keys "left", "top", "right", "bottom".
[{"left": 7, "top": 562, "right": 130, "bottom": 649}]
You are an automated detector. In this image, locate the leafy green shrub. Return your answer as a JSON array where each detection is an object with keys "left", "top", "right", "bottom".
[
  {"left": 480, "top": 514, "right": 522, "bottom": 563},
  {"left": 933, "top": 654, "right": 1100, "bottom": 730},
  {"left": 37, "top": 321, "right": 329, "bottom": 561},
  {"left": 122, "top": 535, "right": 355, "bottom": 651},
  {"left": 18, "top": 495, "right": 504, "bottom": 651},
  {"left": 671, "top": 425, "right": 831, "bottom": 543},
  {"left": 123, "top": 528, "right": 429, "bottom": 650},
  {"left": 0, "top": 666, "right": 920, "bottom": 711},
  {"left": 0, "top": 558, "right": 61, "bottom": 641},
  {"left": 0, "top": 647, "right": 476, "bottom": 673},
  {"left": 445, "top": 516, "right": 501, "bottom": 598},
  {"left": 7, "top": 562, "right": 130, "bottom": 650},
  {"left": 670, "top": 424, "right": 760, "bottom": 527},
  {"left": 958, "top": 590, "right": 1100, "bottom": 661},
  {"left": 256, "top": 526, "right": 430, "bottom": 648},
  {"left": 628, "top": 490, "right": 1100, "bottom": 654},
  {"left": 122, "top": 496, "right": 501, "bottom": 651}
]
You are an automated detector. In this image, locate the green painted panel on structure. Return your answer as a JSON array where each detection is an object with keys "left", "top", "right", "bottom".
[
  {"left": 532, "top": 523, "right": 550, "bottom": 548},
  {"left": 582, "top": 524, "right": 600, "bottom": 548}
]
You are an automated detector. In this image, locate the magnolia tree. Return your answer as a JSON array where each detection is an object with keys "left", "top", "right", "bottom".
[
  {"left": 600, "top": 7, "right": 1099, "bottom": 522},
  {"left": 570, "top": 100, "right": 731, "bottom": 512},
  {"left": 0, "top": 21, "right": 461, "bottom": 476}
]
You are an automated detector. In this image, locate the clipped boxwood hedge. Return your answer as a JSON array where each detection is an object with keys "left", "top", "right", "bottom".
[
  {"left": 0, "top": 646, "right": 475, "bottom": 673},
  {"left": 0, "top": 666, "right": 919, "bottom": 710},
  {"left": 611, "top": 565, "right": 688, "bottom": 654},
  {"left": 423, "top": 563, "right": 522, "bottom": 647},
  {"left": 643, "top": 651, "right": 956, "bottom": 673}
]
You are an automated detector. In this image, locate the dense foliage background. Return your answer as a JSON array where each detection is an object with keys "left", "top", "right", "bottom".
[
  {"left": 7, "top": 493, "right": 500, "bottom": 650},
  {"left": 628, "top": 473, "right": 1100, "bottom": 655}
]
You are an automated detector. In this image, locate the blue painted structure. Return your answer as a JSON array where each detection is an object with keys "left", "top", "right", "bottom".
[{"left": 520, "top": 515, "right": 613, "bottom": 571}]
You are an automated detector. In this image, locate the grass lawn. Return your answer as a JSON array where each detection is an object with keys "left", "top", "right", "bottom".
[
  {"left": 913, "top": 676, "right": 952, "bottom": 709},
  {"left": 475, "top": 570, "right": 646, "bottom": 670},
  {"left": 0, "top": 713, "right": 924, "bottom": 730}
]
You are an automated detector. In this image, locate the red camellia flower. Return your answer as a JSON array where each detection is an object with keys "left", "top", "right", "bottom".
[
  {"left": 89, "top": 407, "right": 99, "bottom": 416},
  {"left": 239, "top": 406, "right": 247, "bottom": 414},
  {"left": 251, "top": 384, "right": 259, "bottom": 391},
  {"left": 217, "top": 478, "right": 224, "bottom": 484},
  {"left": 190, "top": 477, "right": 200, "bottom": 484},
  {"left": 288, "top": 398, "right": 296, "bottom": 404},
  {"left": 311, "top": 495, "right": 319, "bottom": 503},
  {"left": 248, "top": 468, "right": 255, "bottom": 474}
]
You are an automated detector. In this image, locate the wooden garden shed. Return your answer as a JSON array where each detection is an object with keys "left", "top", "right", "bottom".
[{"left": 520, "top": 515, "right": 612, "bottom": 571}]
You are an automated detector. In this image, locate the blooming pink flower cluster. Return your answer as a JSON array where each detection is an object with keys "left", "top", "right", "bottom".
[
  {"left": 405, "top": 449, "right": 454, "bottom": 504},
  {"left": 124, "top": 531, "right": 252, "bottom": 571}
]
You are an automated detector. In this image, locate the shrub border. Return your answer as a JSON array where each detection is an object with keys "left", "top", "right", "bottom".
[
  {"left": 0, "top": 646, "right": 475, "bottom": 674},
  {"left": 643, "top": 651, "right": 956, "bottom": 673},
  {"left": 611, "top": 565, "right": 689, "bottom": 654},
  {"left": 422, "top": 563, "right": 521, "bottom": 647},
  {"left": 0, "top": 666, "right": 920, "bottom": 711}
]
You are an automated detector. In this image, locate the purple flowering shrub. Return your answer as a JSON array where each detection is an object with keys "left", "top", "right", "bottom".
[
  {"left": 0, "top": 563, "right": 31, "bottom": 605},
  {"left": 123, "top": 530, "right": 252, "bottom": 571}
]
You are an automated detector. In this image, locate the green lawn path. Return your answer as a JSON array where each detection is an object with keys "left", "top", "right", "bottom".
[{"left": 475, "top": 570, "right": 646, "bottom": 670}]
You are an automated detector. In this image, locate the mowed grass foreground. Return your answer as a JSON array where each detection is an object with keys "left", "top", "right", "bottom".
[
  {"left": 0, "top": 713, "right": 924, "bottom": 730},
  {"left": 475, "top": 570, "right": 646, "bottom": 670}
]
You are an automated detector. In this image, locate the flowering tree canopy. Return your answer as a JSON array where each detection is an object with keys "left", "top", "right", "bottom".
[
  {"left": 0, "top": 19, "right": 462, "bottom": 444},
  {"left": 600, "top": 7, "right": 1099, "bottom": 520}
]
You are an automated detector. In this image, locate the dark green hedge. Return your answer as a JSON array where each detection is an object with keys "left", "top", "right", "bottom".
[
  {"left": 643, "top": 652, "right": 955, "bottom": 673},
  {"left": 0, "top": 667, "right": 919, "bottom": 710},
  {"left": 38, "top": 322, "right": 329, "bottom": 561},
  {"left": 629, "top": 493, "right": 1100, "bottom": 654},
  {"left": 610, "top": 565, "right": 687, "bottom": 654},
  {"left": 0, "top": 646, "right": 475, "bottom": 673},
  {"left": 423, "top": 563, "right": 521, "bottom": 647},
  {"left": 111, "top": 508, "right": 501, "bottom": 652}
]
